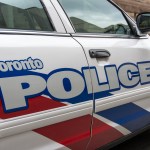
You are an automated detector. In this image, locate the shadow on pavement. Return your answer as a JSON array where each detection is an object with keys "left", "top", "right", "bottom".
[{"left": 111, "top": 130, "right": 150, "bottom": 150}]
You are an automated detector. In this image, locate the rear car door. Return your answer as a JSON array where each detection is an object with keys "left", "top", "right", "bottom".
[
  {"left": 56, "top": 0, "right": 150, "bottom": 149},
  {"left": 0, "top": 0, "right": 93, "bottom": 150}
]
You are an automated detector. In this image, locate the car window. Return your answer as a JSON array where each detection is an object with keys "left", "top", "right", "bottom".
[
  {"left": 0, "top": 0, "right": 54, "bottom": 31},
  {"left": 59, "top": 0, "right": 131, "bottom": 35}
]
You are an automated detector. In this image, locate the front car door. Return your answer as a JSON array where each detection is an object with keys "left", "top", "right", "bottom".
[
  {"left": 55, "top": 0, "right": 150, "bottom": 149},
  {"left": 0, "top": 0, "right": 94, "bottom": 150}
]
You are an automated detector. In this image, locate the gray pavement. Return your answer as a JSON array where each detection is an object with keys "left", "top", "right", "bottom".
[{"left": 111, "top": 130, "right": 150, "bottom": 150}]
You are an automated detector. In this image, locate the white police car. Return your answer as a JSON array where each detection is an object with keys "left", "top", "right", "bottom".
[{"left": 0, "top": 0, "right": 150, "bottom": 150}]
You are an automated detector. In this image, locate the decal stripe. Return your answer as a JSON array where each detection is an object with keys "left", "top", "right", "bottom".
[
  {"left": 93, "top": 114, "right": 131, "bottom": 135},
  {"left": 133, "top": 98, "right": 150, "bottom": 112},
  {"left": 0, "top": 131, "right": 70, "bottom": 150},
  {"left": 34, "top": 115, "right": 92, "bottom": 150},
  {"left": 97, "top": 103, "right": 150, "bottom": 132},
  {"left": 34, "top": 115, "right": 124, "bottom": 150},
  {"left": 0, "top": 96, "right": 66, "bottom": 119},
  {"left": 87, "top": 117, "right": 123, "bottom": 150}
]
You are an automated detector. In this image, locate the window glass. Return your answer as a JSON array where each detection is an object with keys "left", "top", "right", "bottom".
[
  {"left": 59, "top": 0, "right": 131, "bottom": 35},
  {"left": 0, "top": 0, "right": 54, "bottom": 31}
]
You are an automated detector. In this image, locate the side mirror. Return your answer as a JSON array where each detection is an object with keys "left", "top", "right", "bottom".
[{"left": 136, "top": 12, "right": 150, "bottom": 34}]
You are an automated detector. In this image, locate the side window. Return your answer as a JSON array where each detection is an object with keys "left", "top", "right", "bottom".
[
  {"left": 0, "top": 0, "right": 54, "bottom": 31},
  {"left": 59, "top": 0, "right": 131, "bottom": 35}
]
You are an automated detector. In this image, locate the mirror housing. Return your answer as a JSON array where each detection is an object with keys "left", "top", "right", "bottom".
[{"left": 136, "top": 12, "right": 150, "bottom": 34}]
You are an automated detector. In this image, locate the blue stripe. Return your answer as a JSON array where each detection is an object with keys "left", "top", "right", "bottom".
[{"left": 97, "top": 103, "right": 150, "bottom": 132}]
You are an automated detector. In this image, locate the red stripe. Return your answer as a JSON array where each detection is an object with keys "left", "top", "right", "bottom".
[
  {"left": 34, "top": 115, "right": 123, "bottom": 150},
  {"left": 34, "top": 115, "right": 92, "bottom": 150},
  {"left": 87, "top": 117, "right": 123, "bottom": 150},
  {"left": 0, "top": 96, "right": 66, "bottom": 119}
]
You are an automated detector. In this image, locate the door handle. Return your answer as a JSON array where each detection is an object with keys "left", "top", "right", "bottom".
[{"left": 89, "top": 49, "right": 111, "bottom": 58}]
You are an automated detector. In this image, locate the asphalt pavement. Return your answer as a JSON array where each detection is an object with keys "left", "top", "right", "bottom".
[{"left": 111, "top": 130, "right": 150, "bottom": 150}]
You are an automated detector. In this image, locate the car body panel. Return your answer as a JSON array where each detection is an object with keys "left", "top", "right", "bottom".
[{"left": 1, "top": 0, "right": 150, "bottom": 150}]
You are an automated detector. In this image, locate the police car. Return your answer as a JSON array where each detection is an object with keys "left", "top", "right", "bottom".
[{"left": 0, "top": 0, "right": 150, "bottom": 150}]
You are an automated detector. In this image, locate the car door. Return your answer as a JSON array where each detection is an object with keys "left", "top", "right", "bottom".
[
  {"left": 55, "top": 0, "right": 150, "bottom": 149},
  {"left": 0, "top": 0, "right": 94, "bottom": 150}
]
